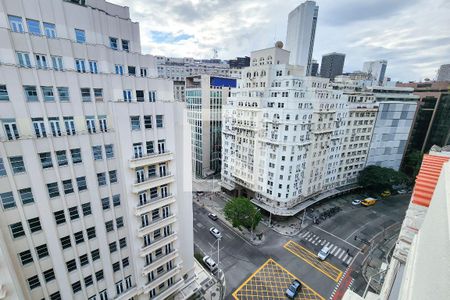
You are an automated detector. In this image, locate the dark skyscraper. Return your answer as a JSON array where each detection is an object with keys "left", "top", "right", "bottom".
[
  {"left": 310, "top": 60, "right": 319, "bottom": 76},
  {"left": 320, "top": 52, "right": 345, "bottom": 80}
]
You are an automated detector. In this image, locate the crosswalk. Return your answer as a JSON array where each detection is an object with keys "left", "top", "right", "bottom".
[{"left": 300, "top": 230, "right": 353, "bottom": 265}]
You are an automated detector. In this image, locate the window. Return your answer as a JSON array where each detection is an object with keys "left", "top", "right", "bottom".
[
  {"left": 82, "top": 203, "right": 92, "bottom": 216},
  {"left": 0, "top": 85, "right": 9, "bottom": 101},
  {"left": 32, "top": 118, "right": 46, "bottom": 137},
  {"left": 8, "top": 15, "right": 24, "bottom": 33},
  {"left": 27, "top": 19, "right": 41, "bottom": 35},
  {"left": 146, "top": 141, "right": 154, "bottom": 154},
  {"left": 133, "top": 143, "right": 143, "bottom": 158},
  {"left": 109, "top": 170, "right": 117, "bottom": 183},
  {"left": 60, "top": 235, "right": 72, "bottom": 249},
  {"left": 52, "top": 56, "right": 64, "bottom": 71},
  {"left": 64, "top": 116, "right": 76, "bottom": 135},
  {"left": 92, "top": 146, "right": 103, "bottom": 160},
  {"left": 28, "top": 275, "right": 41, "bottom": 290},
  {"left": 123, "top": 89, "right": 132, "bottom": 101},
  {"left": 47, "top": 182, "right": 60, "bottom": 198},
  {"left": 105, "top": 144, "right": 114, "bottom": 158},
  {"left": 113, "top": 261, "right": 121, "bottom": 272},
  {"left": 3, "top": 120, "right": 20, "bottom": 140},
  {"left": 75, "top": 29, "right": 85, "bottom": 43},
  {"left": 85, "top": 275, "right": 93, "bottom": 287},
  {"left": 122, "top": 39, "right": 129, "bottom": 51},
  {"left": 71, "top": 149, "right": 82, "bottom": 164},
  {"left": 1, "top": 192, "right": 15, "bottom": 210},
  {"left": 89, "top": 60, "right": 98, "bottom": 74},
  {"left": 105, "top": 220, "right": 114, "bottom": 232},
  {"left": 144, "top": 115, "right": 152, "bottom": 129},
  {"left": 56, "top": 87, "right": 70, "bottom": 102},
  {"left": 24, "top": 85, "right": 38, "bottom": 101},
  {"left": 125, "top": 276, "right": 132, "bottom": 289},
  {"left": 75, "top": 59, "right": 86, "bottom": 73},
  {"left": 56, "top": 150, "right": 68, "bottom": 166},
  {"left": 54, "top": 210, "right": 66, "bottom": 225},
  {"left": 97, "top": 172, "right": 106, "bottom": 186},
  {"left": 41, "top": 86, "right": 54, "bottom": 101},
  {"left": 81, "top": 88, "right": 91, "bottom": 101},
  {"left": 119, "top": 237, "right": 127, "bottom": 248},
  {"left": 49, "top": 117, "right": 62, "bottom": 136},
  {"left": 74, "top": 231, "right": 84, "bottom": 244},
  {"left": 122, "top": 257, "right": 129, "bottom": 268},
  {"left": 87, "top": 226, "right": 96, "bottom": 239},
  {"left": 76, "top": 176, "right": 87, "bottom": 191},
  {"left": 109, "top": 241, "right": 117, "bottom": 253},
  {"left": 27, "top": 217, "right": 42, "bottom": 233},
  {"left": 86, "top": 116, "right": 96, "bottom": 133},
  {"left": 115, "top": 64, "right": 124, "bottom": 75},
  {"left": 96, "top": 270, "right": 104, "bottom": 281},
  {"left": 63, "top": 180, "right": 73, "bottom": 194},
  {"left": 140, "top": 68, "right": 147, "bottom": 77},
  {"left": 17, "top": 52, "right": 31, "bottom": 67},
  {"left": 43, "top": 268, "right": 55, "bottom": 282},
  {"left": 0, "top": 158, "right": 5, "bottom": 176},
  {"left": 66, "top": 259, "right": 77, "bottom": 272},
  {"left": 79, "top": 254, "right": 89, "bottom": 266},
  {"left": 130, "top": 116, "right": 140, "bottom": 130},
  {"left": 99, "top": 116, "right": 108, "bottom": 132},
  {"left": 10, "top": 222, "right": 25, "bottom": 238},
  {"left": 94, "top": 88, "right": 103, "bottom": 99},
  {"left": 128, "top": 66, "right": 136, "bottom": 76},
  {"left": 43, "top": 22, "right": 56, "bottom": 38},
  {"left": 116, "top": 216, "right": 124, "bottom": 228},
  {"left": 149, "top": 91, "right": 156, "bottom": 102},
  {"left": 116, "top": 281, "right": 124, "bottom": 295},
  {"left": 36, "top": 244, "right": 49, "bottom": 258},
  {"left": 156, "top": 115, "right": 164, "bottom": 128},
  {"left": 101, "top": 197, "right": 110, "bottom": 210},
  {"left": 19, "top": 188, "right": 34, "bottom": 205},
  {"left": 35, "top": 54, "right": 48, "bottom": 69},
  {"left": 19, "top": 250, "right": 33, "bottom": 265},
  {"left": 69, "top": 206, "right": 79, "bottom": 220},
  {"left": 91, "top": 249, "right": 100, "bottom": 261},
  {"left": 9, "top": 156, "right": 25, "bottom": 174},
  {"left": 113, "top": 194, "right": 120, "bottom": 207},
  {"left": 72, "top": 281, "right": 82, "bottom": 293},
  {"left": 109, "top": 37, "right": 118, "bottom": 49},
  {"left": 136, "top": 90, "right": 145, "bottom": 102}
]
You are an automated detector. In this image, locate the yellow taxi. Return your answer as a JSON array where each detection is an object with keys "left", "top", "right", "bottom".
[
  {"left": 361, "top": 197, "right": 377, "bottom": 206},
  {"left": 381, "top": 190, "right": 391, "bottom": 197}
]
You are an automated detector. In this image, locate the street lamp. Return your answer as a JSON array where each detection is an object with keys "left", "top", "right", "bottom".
[{"left": 251, "top": 208, "right": 261, "bottom": 240}]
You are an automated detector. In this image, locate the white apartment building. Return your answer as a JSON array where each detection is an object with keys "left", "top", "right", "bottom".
[
  {"left": 0, "top": 1, "right": 194, "bottom": 300},
  {"left": 185, "top": 75, "right": 236, "bottom": 178},
  {"left": 362, "top": 60, "right": 387, "bottom": 85}
]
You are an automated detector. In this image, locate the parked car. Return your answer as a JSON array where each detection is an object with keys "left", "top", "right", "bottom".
[
  {"left": 208, "top": 213, "right": 218, "bottom": 221},
  {"left": 209, "top": 227, "right": 222, "bottom": 239},
  {"left": 361, "top": 198, "right": 377, "bottom": 207},
  {"left": 202, "top": 255, "right": 218, "bottom": 272},
  {"left": 352, "top": 199, "right": 362, "bottom": 206},
  {"left": 285, "top": 279, "right": 302, "bottom": 299},
  {"left": 381, "top": 190, "right": 391, "bottom": 197},
  {"left": 318, "top": 246, "right": 330, "bottom": 260},
  {"left": 397, "top": 189, "right": 407, "bottom": 194}
]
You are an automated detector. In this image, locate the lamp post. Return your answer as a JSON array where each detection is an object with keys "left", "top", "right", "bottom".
[{"left": 251, "top": 208, "right": 261, "bottom": 240}]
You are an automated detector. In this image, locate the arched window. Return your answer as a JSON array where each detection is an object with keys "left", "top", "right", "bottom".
[{"left": 246, "top": 72, "right": 251, "bottom": 78}]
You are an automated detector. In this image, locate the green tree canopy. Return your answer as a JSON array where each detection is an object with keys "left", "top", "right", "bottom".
[
  {"left": 223, "top": 197, "right": 262, "bottom": 231},
  {"left": 358, "top": 165, "right": 410, "bottom": 192},
  {"left": 403, "top": 150, "right": 423, "bottom": 178}
]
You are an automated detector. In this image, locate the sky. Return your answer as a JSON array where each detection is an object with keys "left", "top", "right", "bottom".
[{"left": 108, "top": 0, "right": 450, "bottom": 82}]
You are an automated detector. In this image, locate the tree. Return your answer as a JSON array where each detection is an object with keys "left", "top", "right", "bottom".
[
  {"left": 358, "top": 165, "right": 410, "bottom": 193},
  {"left": 223, "top": 197, "right": 262, "bottom": 231},
  {"left": 403, "top": 150, "right": 423, "bottom": 178}
]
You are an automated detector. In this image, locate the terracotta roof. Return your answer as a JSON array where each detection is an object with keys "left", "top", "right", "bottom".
[{"left": 412, "top": 154, "right": 450, "bottom": 207}]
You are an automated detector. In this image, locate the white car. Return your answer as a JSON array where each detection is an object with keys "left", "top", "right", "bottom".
[
  {"left": 352, "top": 199, "right": 362, "bottom": 206},
  {"left": 318, "top": 246, "right": 330, "bottom": 260},
  {"left": 397, "top": 189, "right": 407, "bottom": 194},
  {"left": 202, "top": 255, "right": 218, "bottom": 272},
  {"left": 209, "top": 227, "right": 222, "bottom": 239}
]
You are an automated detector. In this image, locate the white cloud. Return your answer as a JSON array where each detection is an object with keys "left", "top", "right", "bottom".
[{"left": 108, "top": 0, "right": 450, "bottom": 81}]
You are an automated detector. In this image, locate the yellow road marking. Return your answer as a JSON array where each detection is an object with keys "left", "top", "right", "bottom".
[
  {"left": 284, "top": 240, "right": 343, "bottom": 282},
  {"left": 232, "top": 258, "right": 324, "bottom": 300}
]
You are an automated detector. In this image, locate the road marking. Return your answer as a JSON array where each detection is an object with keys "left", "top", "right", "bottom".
[
  {"left": 346, "top": 257, "right": 352, "bottom": 264},
  {"left": 193, "top": 227, "right": 198, "bottom": 233},
  {"left": 225, "top": 233, "right": 232, "bottom": 240},
  {"left": 338, "top": 250, "right": 345, "bottom": 260},
  {"left": 284, "top": 240, "right": 343, "bottom": 282},
  {"left": 321, "top": 240, "right": 326, "bottom": 245},
  {"left": 307, "top": 236, "right": 314, "bottom": 242},
  {"left": 330, "top": 246, "right": 337, "bottom": 255},
  {"left": 343, "top": 254, "right": 348, "bottom": 261},
  {"left": 301, "top": 231, "right": 310, "bottom": 238},
  {"left": 335, "top": 249, "right": 342, "bottom": 257},
  {"left": 325, "top": 242, "right": 331, "bottom": 247},
  {"left": 344, "top": 218, "right": 381, "bottom": 241},
  {"left": 312, "top": 225, "right": 362, "bottom": 251}
]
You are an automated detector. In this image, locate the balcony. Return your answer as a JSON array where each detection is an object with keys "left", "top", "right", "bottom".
[
  {"left": 138, "top": 214, "right": 177, "bottom": 237},
  {"left": 143, "top": 266, "right": 182, "bottom": 295},
  {"left": 132, "top": 173, "right": 174, "bottom": 194},
  {"left": 135, "top": 194, "right": 176, "bottom": 216},
  {"left": 140, "top": 232, "right": 178, "bottom": 257},
  {"left": 142, "top": 250, "right": 179, "bottom": 276},
  {"left": 129, "top": 151, "right": 174, "bottom": 169}
]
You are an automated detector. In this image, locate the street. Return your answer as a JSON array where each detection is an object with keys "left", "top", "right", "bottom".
[{"left": 193, "top": 192, "right": 411, "bottom": 299}]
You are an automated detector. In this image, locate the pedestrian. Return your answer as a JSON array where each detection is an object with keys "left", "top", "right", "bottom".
[{"left": 346, "top": 248, "right": 349, "bottom": 255}]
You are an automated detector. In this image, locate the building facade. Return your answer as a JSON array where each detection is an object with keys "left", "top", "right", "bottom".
[
  {"left": 437, "top": 64, "right": 450, "bottom": 81},
  {"left": 362, "top": 60, "right": 387, "bottom": 85},
  {"left": 285, "top": 0, "right": 319, "bottom": 75},
  {"left": 320, "top": 52, "right": 345, "bottom": 80},
  {"left": 186, "top": 75, "right": 236, "bottom": 178},
  {"left": 228, "top": 56, "right": 250, "bottom": 69},
  {"left": 0, "top": 1, "right": 194, "bottom": 299}
]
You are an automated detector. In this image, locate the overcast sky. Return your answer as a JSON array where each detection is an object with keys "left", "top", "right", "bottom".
[{"left": 108, "top": 0, "right": 450, "bottom": 82}]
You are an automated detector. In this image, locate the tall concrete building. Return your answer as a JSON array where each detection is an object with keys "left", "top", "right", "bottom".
[
  {"left": 185, "top": 75, "right": 236, "bottom": 178},
  {"left": 285, "top": 1, "right": 319, "bottom": 75},
  {"left": 0, "top": 0, "right": 195, "bottom": 299},
  {"left": 310, "top": 59, "right": 319, "bottom": 76},
  {"left": 436, "top": 64, "right": 450, "bottom": 81},
  {"left": 320, "top": 52, "right": 345, "bottom": 80},
  {"left": 362, "top": 60, "right": 387, "bottom": 85}
]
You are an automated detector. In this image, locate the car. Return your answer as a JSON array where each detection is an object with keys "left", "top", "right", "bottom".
[
  {"left": 318, "top": 246, "right": 330, "bottom": 260},
  {"left": 397, "top": 189, "right": 407, "bottom": 194},
  {"left": 208, "top": 213, "right": 218, "bottom": 221},
  {"left": 352, "top": 199, "right": 362, "bottom": 206},
  {"left": 202, "top": 255, "right": 218, "bottom": 272},
  {"left": 381, "top": 190, "right": 391, "bottom": 197},
  {"left": 361, "top": 197, "right": 377, "bottom": 207},
  {"left": 285, "top": 279, "right": 302, "bottom": 299},
  {"left": 209, "top": 227, "right": 222, "bottom": 239}
]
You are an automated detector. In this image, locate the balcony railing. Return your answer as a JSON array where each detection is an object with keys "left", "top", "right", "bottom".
[
  {"left": 143, "top": 266, "right": 182, "bottom": 295},
  {"left": 138, "top": 214, "right": 176, "bottom": 237},
  {"left": 140, "top": 232, "right": 177, "bottom": 257},
  {"left": 132, "top": 173, "right": 174, "bottom": 194},
  {"left": 142, "top": 250, "right": 178, "bottom": 275},
  {"left": 129, "top": 151, "right": 173, "bottom": 169},
  {"left": 135, "top": 194, "right": 175, "bottom": 216}
]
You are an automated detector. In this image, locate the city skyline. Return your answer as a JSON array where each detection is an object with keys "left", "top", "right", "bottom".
[{"left": 108, "top": 0, "right": 450, "bottom": 82}]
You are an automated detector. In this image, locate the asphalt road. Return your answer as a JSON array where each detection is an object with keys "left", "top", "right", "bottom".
[{"left": 193, "top": 192, "right": 411, "bottom": 300}]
